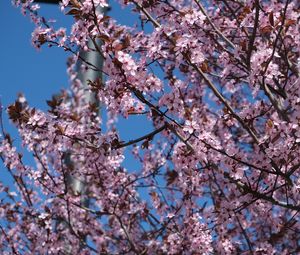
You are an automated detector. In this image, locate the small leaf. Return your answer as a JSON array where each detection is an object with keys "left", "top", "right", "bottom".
[
  {"left": 69, "top": 0, "right": 81, "bottom": 8},
  {"left": 165, "top": 170, "right": 178, "bottom": 186},
  {"left": 37, "top": 34, "right": 47, "bottom": 45},
  {"left": 150, "top": 191, "right": 158, "bottom": 199},
  {"left": 114, "top": 43, "right": 123, "bottom": 51},
  {"left": 141, "top": 139, "right": 149, "bottom": 149},
  {"left": 70, "top": 113, "right": 80, "bottom": 122},
  {"left": 7, "top": 101, "right": 23, "bottom": 123},
  {"left": 179, "top": 64, "right": 189, "bottom": 73},
  {"left": 65, "top": 8, "right": 81, "bottom": 16},
  {"left": 240, "top": 40, "right": 247, "bottom": 51},
  {"left": 285, "top": 19, "right": 296, "bottom": 28},
  {"left": 55, "top": 125, "right": 65, "bottom": 135},
  {"left": 122, "top": 36, "right": 131, "bottom": 48},
  {"left": 200, "top": 61, "right": 210, "bottom": 73},
  {"left": 97, "top": 34, "right": 110, "bottom": 43},
  {"left": 100, "top": 15, "right": 111, "bottom": 23},
  {"left": 269, "top": 11, "right": 274, "bottom": 26},
  {"left": 114, "top": 28, "right": 125, "bottom": 38},
  {"left": 266, "top": 119, "right": 273, "bottom": 128},
  {"left": 127, "top": 107, "right": 137, "bottom": 115},
  {"left": 4, "top": 134, "right": 12, "bottom": 144},
  {"left": 111, "top": 138, "right": 120, "bottom": 148},
  {"left": 260, "top": 25, "right": 273, "bottom": 34},
  {"left": 88, "top": 24, "right": 95, "bottom": 33}
]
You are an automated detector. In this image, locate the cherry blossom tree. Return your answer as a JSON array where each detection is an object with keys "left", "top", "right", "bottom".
[{"left": 1, "top": 0, "right": 300, "bottom": 253}]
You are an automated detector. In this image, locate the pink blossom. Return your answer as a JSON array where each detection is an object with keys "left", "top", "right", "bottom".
[{"left": 4, "top": 0, "right": 300, "bottom": 253}]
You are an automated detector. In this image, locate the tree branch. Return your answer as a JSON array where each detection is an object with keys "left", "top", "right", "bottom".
[{"left": 114, "top": 124, "right": 167, "bottom": 149}]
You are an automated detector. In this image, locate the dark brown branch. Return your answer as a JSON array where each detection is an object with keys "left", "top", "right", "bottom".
[
  {"left": 226, "top": 173, "right": 300, "bottom": 211},
  {"left": 0, "top": 225, "right": 20, "bottom": 255},
  {"left": 194, "top": 0, "right": 235, "bottom": 49},
  {"left": 114, "top": 124, "right": 167, "bottom": 149},
  {"left": 132, "top": 1, "right": 293, "bottom": 186},
  {"left": 210, "top": 169, "right": 254, "bottom": 254},
  {"left": 246, "top": 0, "right": 260, "bottom": 68}
]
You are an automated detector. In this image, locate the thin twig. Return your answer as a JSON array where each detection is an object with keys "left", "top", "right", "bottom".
[
  {"left": 246, "top": 0, "right": 260, "bottom": 68},
  {"left": 194, "top": 0, "right": 235, "bottom": 49},
  {"left": 114, "top": 124, "right": 167, "bottom": 149}
]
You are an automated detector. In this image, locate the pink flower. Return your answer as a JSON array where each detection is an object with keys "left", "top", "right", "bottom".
[{"left": 183, "top": 120, "right": 200, "bottom": 134}]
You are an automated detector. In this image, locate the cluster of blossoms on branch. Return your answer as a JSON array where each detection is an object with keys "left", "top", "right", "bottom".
[{"left": 1, "top": 0, "right": 300, "bottom": 253}]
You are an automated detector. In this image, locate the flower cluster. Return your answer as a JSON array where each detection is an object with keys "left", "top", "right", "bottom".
[{"left": 2, "top": 0, "right": 300, "bottom": 254}]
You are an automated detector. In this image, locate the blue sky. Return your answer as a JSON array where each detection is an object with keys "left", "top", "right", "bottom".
[
  {"left": 0, "top": 1, "right": 71, "bottom": 131},
  {"left": 0, "top": 1, "right": 71, "bottom": 185},
  {"left": 0, "top": 1, "right": 134, "bottom": 112},
  {"left": 0, "top": 2, "right": 209, "bottom": 244},
  {"left": 0, "top": 1, "right": 153, "bottom": 183}
]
